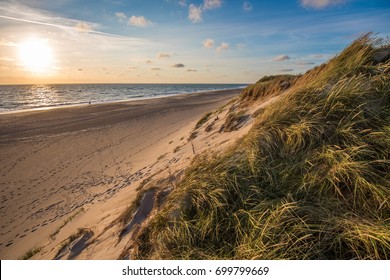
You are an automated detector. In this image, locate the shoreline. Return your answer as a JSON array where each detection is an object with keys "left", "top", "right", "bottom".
[
  {"left": 0, "top": 88, "right": 242, "bottom": 259},
  {"left": 0, "top": 89, "right": 241, "bottom": 140},
  {"left": 0, "top": 86, "right": 247, "bottom": 116}
]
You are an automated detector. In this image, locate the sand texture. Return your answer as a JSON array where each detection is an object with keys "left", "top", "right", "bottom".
[{"left": 0, "top": 88, "right": 278, "bottom": 259}]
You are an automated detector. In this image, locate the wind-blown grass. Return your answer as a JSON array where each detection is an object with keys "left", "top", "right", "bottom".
[
  {"left": 240, "top": 74, "right": 299, "bottom": 102},
  {"left": 133, "top": 34, "right": 390, "bottom": 260}
]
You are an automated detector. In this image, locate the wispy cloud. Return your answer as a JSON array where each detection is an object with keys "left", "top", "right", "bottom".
[
  {"left": 203, "top": 0, "right": 222, "bottom": 10},
  {"left": 128, "top": 15, "right": 153, "bottom": 27},
  {"left": 188, "top": 4, "right": 202, "bottom": 23},
  {"left": 272, "top": 54, "right": 290, "bottom": 61},
  {"left": 179, "top": 0, "right": 187, "bottom": 6},
  {"left": 187, "top": 69, "right": 197, "bottom": 72},
  {"left": 300, "top": 0, "right": 346, "bottom": 9},
  {"left": 75, "top": 22, "right": 92, "bottom": 33},
  {"left": 0, "top": 2, "right": 146, "bottom": 41},
  {"left": 0, "top": 38, "right": 16, "bottom": 46},
  {"left": 172, "top": 63, "right": 185, "bottom": 68},
  {"left": 296, "top": 61, "right": 315, "bottom": 66},
  {"left": 115, "top": 12, "right": 127, "bottom": 22},
  {"left": 216, "top": 42, "right": 229, "bottom": 52},
  {"left": 151, "top": 67, "right": 161, "bottom": 71},
  {"left": 146, "top": 60, "right": 152, "bottom": 64},
  {"left": 157, "top": 52, "right": 170, "bottom": 58},
  {"left": 242, "top": 1, "right": 253, "bottom": 12},
  {"left": 236, "top": 43, "right": 247, "bottom": 49},
  {"left": 188, "top": 0, "right": 223, "bottom": 23},
  {"left": 280, "top": 68, "right": 294, "bottom": 72},
  {"left": 203, "top": 38, "right": 214, "bottom": 48}
]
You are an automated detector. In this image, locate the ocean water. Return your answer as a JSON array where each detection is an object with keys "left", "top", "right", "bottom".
[{"left": 0, "top": 83, "right": 246, "bottom": 113}]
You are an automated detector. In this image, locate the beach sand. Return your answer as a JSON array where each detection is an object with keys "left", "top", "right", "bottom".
[{"left": 0, "top": 89, "right": 248, "bottom": 259}]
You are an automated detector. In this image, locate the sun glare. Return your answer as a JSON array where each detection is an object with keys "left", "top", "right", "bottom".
[{"left": 18, "top": 38, "right": 54, "bottom": 74}]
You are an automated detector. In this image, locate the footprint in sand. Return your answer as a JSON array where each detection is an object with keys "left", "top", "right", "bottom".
[{"left": 5, "top": 241, "right": 13, "bottom": 247}]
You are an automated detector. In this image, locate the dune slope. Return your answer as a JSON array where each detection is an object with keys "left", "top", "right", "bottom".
[{"left": 131, "top": 35, "right": 390, "bottom": 260}]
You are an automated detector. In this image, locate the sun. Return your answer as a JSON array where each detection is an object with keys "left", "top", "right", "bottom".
[{"left": 18, "top": 38, "right": 54, "bottom": 74}]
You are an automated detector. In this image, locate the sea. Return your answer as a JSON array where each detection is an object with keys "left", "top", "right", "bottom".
[{"left": 0, "top": 83, "right": 247, "bottom": 113}]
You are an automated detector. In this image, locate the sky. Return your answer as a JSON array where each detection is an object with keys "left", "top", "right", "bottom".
[{"left": 0, "top": 0, "right": 389, "bottom": 84}]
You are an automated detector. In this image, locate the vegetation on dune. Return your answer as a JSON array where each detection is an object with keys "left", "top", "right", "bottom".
[
  {"left": 240, "top": 74, "right": 299, "bottom": 102},
  {"left": 133, "top": 34, "right": 390, "bottom": 260},
  {"left": 20, "top": 246, "right": 42, "bottom": 260},
  {"left": 195, "top": 112, "right": 213, "bottom": 129}
]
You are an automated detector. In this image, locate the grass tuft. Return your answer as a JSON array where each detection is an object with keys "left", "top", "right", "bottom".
[
  {"left": 195, "top": 112, "right": 212, "bottom": 129},
  {"left": 20, "top": 246, "right": 42, "bottom": 260}
]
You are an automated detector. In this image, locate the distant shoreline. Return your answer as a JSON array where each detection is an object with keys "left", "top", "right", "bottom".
[{"left": 0, "top": 84, "right": 247, "bottom": 114}]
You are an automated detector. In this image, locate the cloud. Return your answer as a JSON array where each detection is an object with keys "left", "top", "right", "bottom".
[
  {"left": 203, "top": 0, "right": 222, "bottom": 10},
  {"left": 187, "top": 69, "right": 197, "bottom": 72},
  {"left": 272, "top": 54, "right": 290, "bottom": 61},
  {"left": 75, "top": 22, "right": 92, "bottom": 32},
  {"left": 216, "top": 42, "right": 229, "bottom": 52},
  {"left": 115, "top": 12, "right": 127, "bottom": 22},
  {"left": 300, "top": 0, "right": 346, "bottom": 9},
  {"left": 128, "top": 15, "right": 153, "bottom": 27},
  {"left": 0, "top": 39, "right": 16, "bottom": 46},
  {"left": 242, "top": 1, "right": 253, "bottom": 12},
  {"left": 157, "top": 52, "right": 170, "bottom": 58},
  {"left": 188, "top": 0, "right": 222, "bottom": 23},
  {"left": 236, "top": 43, "right": 247, "bottom": 49},
  {"left": 297, "top": 61, "right": 315, "bottom": 66},
  {"left": 151, "top": 67, "right": 161, "bottom": 71},
  {"left": 188, "top": 4, "right": 202, "bottom": 23},
  {"left": 0, "top": 2, "right": 145, "bottom": 41},
  {"left": 203, "top": 38, "right": 214, "bottom": 48},
  {"left": 178, "top": 0, "right": 187, "bottom": 6},
  {"left": 280, "top": 69, "right": 294, "bottom": 72},
  {"left": 146, "top": 60, "right": 152, "bottom": 64},
  {"left": 172, "top": 63, "right": 185, "bottom": 68}
]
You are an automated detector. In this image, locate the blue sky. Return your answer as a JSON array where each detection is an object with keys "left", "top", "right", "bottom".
[{"left": 0, "top": 0, "right": 389, "bottom": 84}]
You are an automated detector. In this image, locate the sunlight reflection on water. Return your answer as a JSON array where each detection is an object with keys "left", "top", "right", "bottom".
[{"left": 0, "top": 83, "right": 246, "bottom": 112}]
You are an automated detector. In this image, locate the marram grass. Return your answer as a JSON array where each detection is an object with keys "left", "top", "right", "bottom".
[{"left": 134, "top": 34, "right": 390, "bottom": 260}]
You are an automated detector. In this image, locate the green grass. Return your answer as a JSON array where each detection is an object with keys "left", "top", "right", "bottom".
[
  {"left": 240, "top": 74, "right": 299, "bottom": 102},
  {"left": 195, "top": 112, "right": 212, "bottom": 129},
  {"left": 19, "top": 246, "right": 42, "bottom": 260},
  {"left": 223, "top": 110, "right": 248, "bottom": 132},
  {"left": 132, "top": 34, "right": 390, "bottom": 260}
]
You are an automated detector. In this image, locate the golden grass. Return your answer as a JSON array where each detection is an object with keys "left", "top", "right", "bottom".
[{"left": 131, "top": 34, "right": 390, "bottom": 260}]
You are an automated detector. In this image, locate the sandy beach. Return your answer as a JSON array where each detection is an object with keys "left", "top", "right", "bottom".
[{"left": 0, "top": 89, "right": 245, "bottom": 259}]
